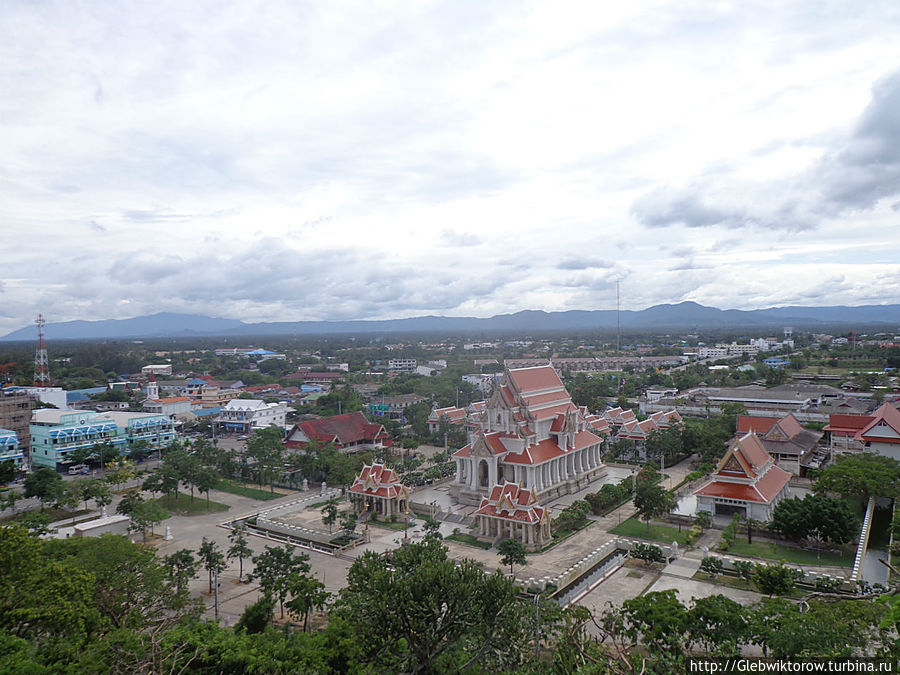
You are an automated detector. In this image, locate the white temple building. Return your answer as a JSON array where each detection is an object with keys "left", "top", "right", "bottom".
[{"left": 451, "top": 365, "right": 607, "bottom": 505}]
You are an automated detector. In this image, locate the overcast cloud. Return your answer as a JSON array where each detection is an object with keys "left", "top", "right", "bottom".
[{"left": 2, "top": 0, "right": 900, "bottom": 335}]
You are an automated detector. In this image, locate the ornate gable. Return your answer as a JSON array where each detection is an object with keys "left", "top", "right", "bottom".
[
  {"left": 766, "top": 424, "right": 789, "bottom": 442},
  {"left": 471, "top": 434, "right": 494, "bottom": 458},
  {"left": 721, "top": 454, "right": 744, "bottom": 473}
]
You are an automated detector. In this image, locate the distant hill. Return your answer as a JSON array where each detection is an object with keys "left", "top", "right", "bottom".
[{"left": 2, "top": 303, "right": 899, "bottom": 341}]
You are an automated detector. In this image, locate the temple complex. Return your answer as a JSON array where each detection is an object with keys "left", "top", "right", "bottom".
[{"left": 451, "top": 365, "right": 607, "bottom": 506}]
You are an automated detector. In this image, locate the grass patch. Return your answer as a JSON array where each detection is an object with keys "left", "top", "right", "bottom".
[
  {"left": 726, "top": 540, "right": 853, "bottom": 567},
  {"left": 214, "top": 479, "right": 283, "bottom": 501},
  {"left": 0, "top": 507, "right": 91, "bottom": 524},
  {"left": 694, "top": 570, "right": 806, "bottom": 597},
  {"left": 150, "top": 493, "right": 229, "bottom": 516},
  {"left": 610, "top": 516, "right": 693, "bottom": 546},
  {"left": 446, "top": 532, "right": 493, "bottom": 550}
]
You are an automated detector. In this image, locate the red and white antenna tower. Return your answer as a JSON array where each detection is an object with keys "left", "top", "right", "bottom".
[{"left": 34, "top": 314, "right": 50, "bottom": 387}]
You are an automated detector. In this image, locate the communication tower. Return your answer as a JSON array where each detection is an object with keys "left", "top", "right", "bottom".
[{"left": 33, "top": 314, "right": 50, "bottom": 387}]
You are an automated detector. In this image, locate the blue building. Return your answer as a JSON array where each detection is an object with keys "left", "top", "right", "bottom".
[
  {"left": 0, "top": 427, "right": 24, "bottom": 469},
  {"left": 30, "top": 409, "right": 175, "bottom": 470}
]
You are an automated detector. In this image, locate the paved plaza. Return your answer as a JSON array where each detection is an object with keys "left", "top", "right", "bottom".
[{"left": 25, "top": 455, "right": 854, "bottom": 627}]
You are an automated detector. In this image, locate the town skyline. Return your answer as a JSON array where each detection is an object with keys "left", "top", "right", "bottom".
[{"left": 3, "top": 1, "right": 900, "bottom": 336}]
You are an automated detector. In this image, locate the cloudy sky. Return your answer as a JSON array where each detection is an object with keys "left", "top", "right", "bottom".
[{"left": 2, "top": 1, "right": 900, "bottom": 335}]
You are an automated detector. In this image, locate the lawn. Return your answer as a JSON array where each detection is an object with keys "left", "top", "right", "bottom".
[
  {"left": 610, "top": 516, "right": 693, "bottom": 546},
  {"left": 726, "top": 540, "right": 853, "bottom": 567},
  {"left": 694, "top": 570, "right": 806, "bottom": 598},
  {"left": 0, "top": 507, "right": 91, "bottom": 524},
  {"left": 150, "top": 493, "right": 229, "bottom": 516},
  {"left": 214, "top": 479, "right": 283, "bottom": 501},
  {"left": 446, "top": 532, "right": 493, "bottom": 550}
]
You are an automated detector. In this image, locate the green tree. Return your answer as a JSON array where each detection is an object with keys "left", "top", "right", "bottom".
[
  {"left": 57, "top": 481, "right": 83, "bottom": 523},
  {"left": 814, "top": 453, "right": 900, "bottom": 501},
  {"left": 284, "top": 572, "right": 330, "bottom": 632},
  {"left": 246, "top": 428, "right": 285, "bottom": 492},
  {"left": 333, "top": 537, "right": 555, "bottom": 673},
  {"left": 633, "top": 479, "right": 676, "bottom": 530},
  {"left": 234, "top": 594, "right": 276, "bottom": 634},
  {"left": 688, "top": 594, "right": 747, "bottom": 655},
  {"left": 163, "top": 548, "right": 199, "bottom": 593},
  {"left": 321, "top": 497, "right": 339, "bottom": 534},
  {"left": 227, "top": 525, "right": 253, "bottom": 582},
  {"left": 128, "top": 499, "right": 168, "bottom": 541},
  {"left": 645, "top": 426, "right": 684, "bottom": 467},
  {"left": 194, "top": 465, "right": 219, "bottom": 508},
  {"left": 339, "top": 511, "right": 357, "bottom": 540},
  {"left": 104, "top": 457, "right": 137, "bottom": 490},
  {"left": 771, "top": 493, "right": 858, "bottom": 545},
  {"left": 248, "top": 544, "right": 311, "bottom": 618},
  {"left": 497, "top": 538, "right": 527, "bottom": 575},
  {"left": 621, "top": 589, "right": 690, "bottom": 663},
  {"left": 1, "top": 489, "right": 22, "bottom": 514},
  {"left": 16, "top": 510, "right": 52, "bottom": 535},
  {"left": 752, "top": 564, "right": 799, "bottom": 595},
  {"left": 0, "top": 459, "right": 19, "bottom": 484},
  {"left": 23, "top": 467, "right": 64, "bottom": 512},
  {"left": 198, "top": 537, "right": 226, "bottom": 594}
]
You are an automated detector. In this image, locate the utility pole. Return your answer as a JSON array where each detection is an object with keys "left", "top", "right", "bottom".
[{"left": 214, "top": 568, "right": 219, "bottom": 619}]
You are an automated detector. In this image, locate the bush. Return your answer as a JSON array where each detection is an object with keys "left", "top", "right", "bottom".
[
  {"left": 717, "top": 514, "right": 742, "bottom": 551},
  {"left": 631, "top": 542, "right": 665, "bottom": 566},
  {"left": 814, "top": 577, "right": 842, "bottom": 592},
  {"left": 700, "top": 556, "right": 724, "bottom": 577},
  {"left": 734, "top": 560, "right": 754, "bottom": 580},
  {"left": 753, "top": 564, "right": 801, "bottom": 595},
  {"left": 685, "top": 524, "right": 703, "bottom": 546}
]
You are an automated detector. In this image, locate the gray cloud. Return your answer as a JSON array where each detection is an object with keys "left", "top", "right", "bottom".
[
  {"left": 633, "top": 69, "right": 900, "bottom": 232},
  {"left": 556, "top": 257, "right": 614, "bottom": 271}
]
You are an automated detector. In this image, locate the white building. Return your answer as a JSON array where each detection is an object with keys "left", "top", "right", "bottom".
[
  {"left": 388, "top": 358, "right": 417, "bottom": 372},
  {"left": 462, "top": 373, "right": 496, "bottom": 395},
  {"left": 217, "top": 399, "right": 288, "bottom": 433},
  {"left": 141, "top": 364, "right": 173, "bottom": 376},
  {"left": 4, "top": 386, "right": 68, "bottom": 410}
]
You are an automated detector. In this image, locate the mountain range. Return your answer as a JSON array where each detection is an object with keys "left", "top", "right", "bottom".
[{"left": 2, "top": 302, "right": 900, "bottom": 341}]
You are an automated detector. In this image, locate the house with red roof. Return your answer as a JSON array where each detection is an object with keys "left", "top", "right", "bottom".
[
  {"left": 612, "top": 409, "right": 682, "bottom": 458},
  {"left": 737, "top": 413, "right": 824, "bottom": 474},
  {"left": 823, "top": 413, "right": 874, "bottom": 452},
  {"left": 853, "top": 403, "right": 900, "bottom": 460},
  {"left": 474, "top": 482, "right": 550, "bottom": 551},
  {"left": 283, "top": 411, "right": 391, "bottom": 453},
  {"left": 603, "top": 406, "right": 637, "bottom": 428},
  {"left": 348, "top": 463, "right": 410, "bottom": 518},
  {"left": 694, "top": 432, "right": 792, "bottom": 521},
  {"left": 427, "top": 406, "right": 468, "bottom": 434},
  {"left": 451, "top": 365, "right": 607, "bottom": 506}
]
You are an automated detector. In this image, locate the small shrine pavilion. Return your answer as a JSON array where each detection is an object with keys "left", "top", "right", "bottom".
[
  {"left": 348, "top": 463, "right": 410, "bottom": 518},
  {"left": 474, "top": 482, "right": 550, "bottom": 551}
]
